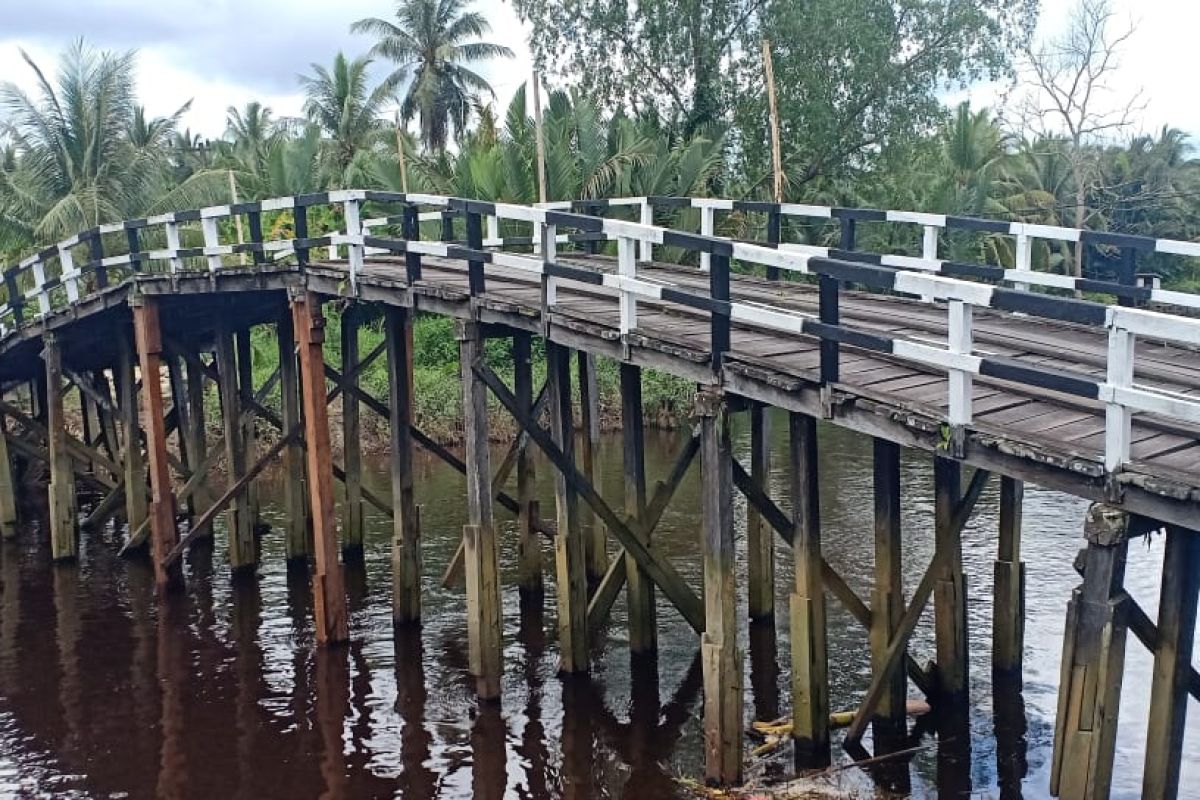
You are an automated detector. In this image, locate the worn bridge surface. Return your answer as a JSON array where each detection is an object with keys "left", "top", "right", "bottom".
[{"left": 3, "top": 251, "right": 1198, "bottom": 529}]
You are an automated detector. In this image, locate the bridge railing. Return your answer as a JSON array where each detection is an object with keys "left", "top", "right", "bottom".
[{"left": 4, "top": 190, "right": 1200, "bottom": 481}]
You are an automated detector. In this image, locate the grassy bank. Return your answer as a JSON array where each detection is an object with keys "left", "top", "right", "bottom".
[{"left": 238, "top": 306, "right": 696, "bottom": 450}]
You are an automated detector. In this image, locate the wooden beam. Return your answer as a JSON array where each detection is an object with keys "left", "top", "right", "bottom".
[
  {"left": 1142, "top": 525, "right": 1200, "bottom": 800},
  {"left": 215, "top": 319, "right": 256, "bottom": 573},
  {"left": 578, "top": 351, "right": 606, "bottom": 582},
  {"left": 550, "top": 342, "right": 588, "bottom": 673},
  {"left": 699, "top": 389, "right": 741, "bottom": 785},
  {"left": 277, "top": 311, "right": 310, "bottom": 563},
  {"left": 788, "top": 411, "right": 828, "bottom": 767},
  {"left": 515, "top": 332, "right": 542, "bottom": 598},
  {"left": 117, "top": 328, "right": 148, "bottom": 543},
  {"left": 340, "top": 305, "right": 364, "bottom": 558},
  {"left": 871, "top": 439, "right": 906, "bottom": 729},
  {"left": 325, "top": 339, "right": 386, "bottom": 406},
  {"left": 387, "top": 307, "right": 421, "bottom": 624},
  {"left": 0, "top": 400, "right": 121, "bottom": 482},
  {"left": 934, "top": 456, "right": 968, "bottom": 703},
  {"left": 475, "top": 362, "right": 705, "bottom": 634},
  {"left": 747, "top": 402, "right": 774, "bottom": 621},
  {"left": 458, "top": 320, "right": 502, "bottom": 698},
  {"left": 235, "top": 328, "right": 261, "bottom": 529},
  {"left": 291, "top": 291, "right": 348, "bottom": 646},
  {"left": 184, "top": 353, "right": 211, "bottom": 518},
  {"left": 0, "top": 410, "right": 16, "bottom": 539},
  {"left": 132, "top": 299, "right": 182, "bottom": 591},
  {"left": 621, "top": 362, "right": 654, "bottom": 654},
  {"left": 994, "top": 476, "right": 1025, "bottom": 676},
  {"left": 43, "top": 333, "right": 76, "bottom": 561}
]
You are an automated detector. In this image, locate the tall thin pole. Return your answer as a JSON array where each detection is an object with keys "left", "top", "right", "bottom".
[
  {"left": 394, "top": 112, "right": 409, "bottom": 194},
  {"left": 228, "top": 169, "right": 247, "bottom": 265},
  {"left": 762, "top": 40, "right": 784, "bottom": 203},
  {"left": 532, "top": 71, "right": 548, "bottom": 204}
]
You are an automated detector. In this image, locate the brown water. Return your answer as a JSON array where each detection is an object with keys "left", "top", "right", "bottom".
[{"left": 0, "top": 416, "right": 1196, "bottom": 799}]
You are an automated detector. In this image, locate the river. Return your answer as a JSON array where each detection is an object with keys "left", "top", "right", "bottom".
[{"left": 0, "top": 414, "right": 1196, "bottom": 798}]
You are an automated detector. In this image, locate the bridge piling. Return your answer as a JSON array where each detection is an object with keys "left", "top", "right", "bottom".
[
  {"left": 386, "top": 306, "right": 421, "bottom": 625},
  {"left": 578, "top": 351, "right": 607, "bottom": 584},
  {"left": 235, "top": 328, "right": 261, "bottom": 533},
  {"left": 0, "top": 416, "right": 16, "bottom": 539},
  {"left": 116, "top": 326, "right": 147, "bottom": 541},
  {"left": 870, "top": 438, "right": 909, "bottom": 773},
  {"left": 994, "top": 476, "right": 1026, "bottom": 676},
  {"left": 215, "top": 319, "right": 256, "bottom": 574},
  {"left": 549, "top": 341, "right": 588, "bottom": 674},
  {"left": 934, "top": 457, "right": 969, "bottom": 703},
  {"left": 277, "top": 310, "right": 310, "bottom": 564},
  {"left": 341, "top": 305, "right": 365, "bottom": 560},
  {"left": 621, "top": 363, "right": 656, "bottom": 655},
  {"left": 747, "top": 401, "right": 774, "bottom": 622},
  {"left": 514, "top": 331, "right": 543, "bottom": 600},
  {"left": 182, "top": 355, "right": 211, "bottom": 520},
  {"left": 43, "top": 333, "right": 76, "bottom": 561}
]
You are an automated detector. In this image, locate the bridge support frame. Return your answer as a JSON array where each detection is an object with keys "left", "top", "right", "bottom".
[
  {"left": 621, "top": 363, "right": 655, "bottom": 655},
  {"left": 341, "top": 304, "right": 364, "bottom": 559},
  {"left": 215, "top": 319, "right": 256, "bottom": 574},
  {"left": 747, "top": 402, "right": 774, "bottom": 622},
  {"left": 116, "top": 326, "right": 147, "bottom": 541},
  {"left": 43, "top": 333, "right": 76, "bottom": 561},
  {"left": 550, "top": 341, "right": 588, "bottom": 673},
  {"left": 514, "top": 331, "right": 543, "bottom": 599},
  {"left": 277, "top": 310, "right": 310, "bottom": 564},
  {"left": 578, "top": 351, "right": 607, "bottom": 584},
  {"left": 934, "top": 456, "right": 969, "bottom": 703},
  {"left": 994, "top": 476, "right": 1025, "bottom": 676},
  {"left": 387, "top": 306, "right": 421, "bottom": 624}
]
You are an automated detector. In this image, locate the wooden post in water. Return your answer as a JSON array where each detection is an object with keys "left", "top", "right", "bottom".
[
  {"left": 699, "top": 389, "right": 741, "bottom": 785},
  {"left": 934, "top": 456, "right": 968, "bottom": 702},
  {"left": 578, "top": 351, "right": 607, "bottom": 583},
  {"left": 387, "top": 306, "right": 421, "bottom": 624},
  {"left": 994, "top": 476, "right": 1025, "bottom": 676},
  {"left": 870, "top": 439, "right": 908, "bottom": 745},
  {"left": 514, "top": 331, "right": 543, "bottom": 598},
  {"left": 458, "top": 320, "right": 501, "bottom": 696},
  {"left": 235, "top": 328, "right": 260, "bottom": 529},
  {"left": 789, "top": 411, "right": 828, "bottom": 767},
  {"left": 340, "top": 305, "right": 364, "bottom": 559},
  {"left": 291, "top": 290, "right": 349, "bottom": 646},
  {"left": 0, "top": 412, "right": 16, "bottom": 538},
  {"left": 621, "top": 363, "right": 655, "bottom": 654},
  {"left": 1050, "top": 503, "right": 1130, "bottom": 800},
  {"left": 43, "top": 333, "right": 77, "bottom": 561},
  {"left": 215, "top": 319, "right": 256, "bottom": 573},
  {"left": 277, "top": 311, "right": 310, "bottom": 563},
  {"left": 132, "top": 299, "right": 183, "bottom": 591},
  {"left": 116, "top": 327, "right": 147, "bottom": 537},
  {"left": 550, "top": 341, "right": 588, "bottom": 673},
  {"left": 747, "top": 402, "right": 774, "bottom": 621},
  {"left": 1141, "top": 524, "right": 1200, "bottom": 800},
  {"left": 184, "top": 355, "right": 211, "bottom": 519}
]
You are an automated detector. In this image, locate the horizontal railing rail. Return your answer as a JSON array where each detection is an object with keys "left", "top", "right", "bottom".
[{"left": 4, "top": 190, "right": 1200, "bottom": 485}]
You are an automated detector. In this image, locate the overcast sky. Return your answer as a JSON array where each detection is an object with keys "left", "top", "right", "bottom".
[{"left": 0, "top": 0, "right": 1194, "bottom": 142}]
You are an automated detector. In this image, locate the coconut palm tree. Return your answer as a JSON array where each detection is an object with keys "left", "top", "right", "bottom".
[
  {"left": 351, "top": 0, "right": 514, "bottom": 152},
  {"left": 299, "top": 53, "right": 400, "bottom": 188}
]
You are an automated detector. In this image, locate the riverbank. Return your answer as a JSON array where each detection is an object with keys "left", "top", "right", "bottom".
[{"left": 238, "top": 306, "right": 698, "bottom": 451}]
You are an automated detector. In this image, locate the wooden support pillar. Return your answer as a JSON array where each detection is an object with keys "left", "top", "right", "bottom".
[
  {"left": 1051, "top": 504, "right": 1130, "bottom": 800},
  {"left": 550, "top": 342, "right": 588, "bottom": 673},
  {"left": 277, "top": 312, "right": 309, "bottom": 563},
  {"left": 116, "top": 327, "right": 147, "bottom": 538},
  {"left": 514, "top": 332, "right": 543, "bottom": 597},
  {"left": 789, "top": 411, "right": 829, "bottom": 767},
  {"left": 994, "top": 476, "right": 1026, "bottom": 676},
  {"left": 215, "top": 320, "right": 256, "bottom": 573},
  {"left": 458, "top": 320, "right": 501, "bottom": 696},
  {"left": 699, "top": 389, "right": 741, "bottom": 786},
  {"left": 132, "top": 299, "right": 183, "bottom": 591},
  {"left": 621, "top": 363, "right": 655, "bottom": 655},
  {"left": 387, "top": 307, "right": 421, "bottom": 624},
  {"left": 577, "top": 351, "right": 606, "bottom": 582},
  {"left": 166, "top": 354, "right": 192, "bottom": 515},
  {"left": 1142, "top": 525, "right": 1200, "bottom": 800},
  {"left": 747, "top": 402, "right": 774, "bottom": 621},
  {"left": 184, "top": 356, "right": 211, "bottom": 519},
  {"left": 870, "top": 439, "right": 907, "bottom": 732},
  {"left": 340, "top": 306, "right": 364, "bottom": 559},
  {"left": 934, "top": 456, "right": 969, "bottom": 702},
  {"left": 78, "top": 385, "right": 96, "bottom": 473},
  {"left": 93, "top": 370, "right": 121, "bottom": 466},
  {"left": 291, "top": 291, "right": 348, "bottom": 646},
  {"left": 235, "top": 328, "right": 260, "bottom": 529},
  {"left": 0, "top": 416, "right": 16, "bottom": 539},
  {"left": 43, "top": 333, "right": 77, "bottom": 561}
]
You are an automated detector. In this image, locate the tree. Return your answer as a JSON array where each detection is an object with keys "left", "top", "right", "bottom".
[
  {"left": 352, "top": 0, "right": 514, "bottom": 153},
  {"left": 298, "top": 52, "right": 397, "bottom": 186},
  {"left": 1021, "top": 0, "right": 1141, "bottom": 276}
]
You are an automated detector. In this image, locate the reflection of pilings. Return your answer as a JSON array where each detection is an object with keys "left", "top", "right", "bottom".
[
  {"left": 515, "top": 602, "right": 549, "bottom": 797},
  {"left": 472, "top": 702, "right": 508, "bottom": 800},
  {"left": 315, "top": 647, "right": 350, "bottom": 799},
  {"left": 155, "top": 599, "right": 189, "bottom": 800},
  {"left": 560, "top": 676, "right": 595, "bottom": 800},
  {"left": 52, "top": 564, "right": 82, "bottom": 766},
  {"left": 0, "top": 544, "right": 19, "bottom": 682},
  {"left": 394, "top": 625, "right": 436, "bottom": 799},
  {"left": 231, "top": 581, "right": 263, "bottom": 798},
  {"left": 993, "top": 671, "right": 1028, "bottom": 800},
  {"left": 0, "top": 414, "right": 17, "bottom": 538},
  {"left": 699, "top": 389, "right": 741, "bottom": 785}
]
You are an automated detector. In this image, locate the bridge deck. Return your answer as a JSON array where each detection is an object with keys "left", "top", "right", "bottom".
[{"left": 4, "top": 251, "right": 1199, "bottom": 526}]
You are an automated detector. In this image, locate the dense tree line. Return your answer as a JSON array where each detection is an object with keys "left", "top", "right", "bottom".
[{"left": 2, "top": 0, "right": 1199, "bottom": 288}]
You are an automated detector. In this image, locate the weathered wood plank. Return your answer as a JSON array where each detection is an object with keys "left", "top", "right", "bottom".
[
  {"left": 994, "top": 476, "right": 1025, "bottom": 676},
  {"left": 215, "top": 319, "right": 256, "bottom": 573},
  {"left": 550, "top": 341, "right": 589, "bottom": 673},
  {"left": 43, "top": 333, "right": 76, "bottom": 561},
  {"left": 340, "top": 305, "right": 364, "bottom": 558},
  {"left": 578, "top": 350, "right": 607, "bottom": 583},
  {"left": 747, "top": 402, "right": 774, "bottom": 621},
  {"left": 387, "top": 306, "right": 421, "bottom": 624},
  {"left": 621, "top": 362, "right": 654, "bottom": 654},
  {"left": 515, "top": 331, "right": 542, "bottom": 598},
  {"left": 277, "top": 310, "right": 310, "bottom": 563}
]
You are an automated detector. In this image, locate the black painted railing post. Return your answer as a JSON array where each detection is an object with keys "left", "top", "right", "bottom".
[
  {"left": 441, "top": 210, "right": 455, "bottom": 243},
  {"left": 4, "top": 271, "right": 23, "bottom": 326},
  {"left": 125, "top": 226, "right": 142, "bottom": 273},
  {"left": 1118, "top": 246, "right": 1137, "bottom": 307},
  {"left": 819, "top": 274, "right": 840, "bottom": 385},
  {"left": 294, "top": 204, "right": 310, "bottom": 267},
  {"left": 839, "top": 216, "right": 857, "bottom": 252},
  {"left": 89, "top": 229, "right": 107, "bottom": 289},
  {"left": 248, "top": 210, "right": 265, "bottom": 265},
  {"left": 403, "top": 204, "right": 422, "bottom": 283},
  {"left": 584, "top": 202, "right": 599, "bottom": 255},
  {"left": 710, "top": 251, "right": 731, "bottom": 369},
  {"left": 766, "top": 206, "right": 781, "bottom": 281},
  {"left": 466, "top": 209, "right": 485, "bottom": 296}
]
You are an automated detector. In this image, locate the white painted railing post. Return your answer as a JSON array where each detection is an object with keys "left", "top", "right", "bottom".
[
  {"left": 947, "top": 299, "right": 973, "bottom": 454},
  {"left": 542, "top": 221, "right": 558, "bottom": 308},
  {"left": 639, "top": 200, "right": 653, "bottom": 263},
  {"left": 30, "top": 258, "right": 50, "bottom": 316},
  {"left": 343, "top": 196, "right": 364, "bottom": 294},
  {"left": 922, "top": 225, "right": 939, "bottom": 261},
  {"left": 164, "top": 217, "right": 184, "bottom": 274},
  {"left": 618, "top": 236, "right": 637, "bottom": 335},
  {"left": 1014, "top": 231, "right": 1031, "bottom": 293},
  {"left": 700, "top": 205, "right": 714, "bottom": 272},
  {"left": 1104, "top": 325, "right": 1135, "bottom": 473},
  {"left": 58, "top": 244, "right": 79, "bottom": 304},
  {"left": 486, "top": 214, "right": 500, "bottom": 246},
  {"left": 201, "top": 212, "right": 223, "bottom": 273}
]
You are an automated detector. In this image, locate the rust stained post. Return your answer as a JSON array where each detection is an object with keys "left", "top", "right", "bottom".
[
  {"left": 43, "top": 332, "right": 77, "bottom": 561},
  {"left": 291, "top": 290, "right": 348, "bottom": 646},
  {"left": 132, "top": 299, "right": 183, "bottom": 591}
]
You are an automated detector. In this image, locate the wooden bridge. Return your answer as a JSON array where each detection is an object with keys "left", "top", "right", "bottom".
[{"left": 1, "top": 191, "right": 1199, "bottom": 799}]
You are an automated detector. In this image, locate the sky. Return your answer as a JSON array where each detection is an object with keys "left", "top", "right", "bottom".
[{"left": 0, "top": 0, "right": 1195, "bottom": 142}]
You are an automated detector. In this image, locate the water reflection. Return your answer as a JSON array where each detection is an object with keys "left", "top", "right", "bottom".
[{"left": 0, "top": 419, "right": 1197, "bottom": 799}]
